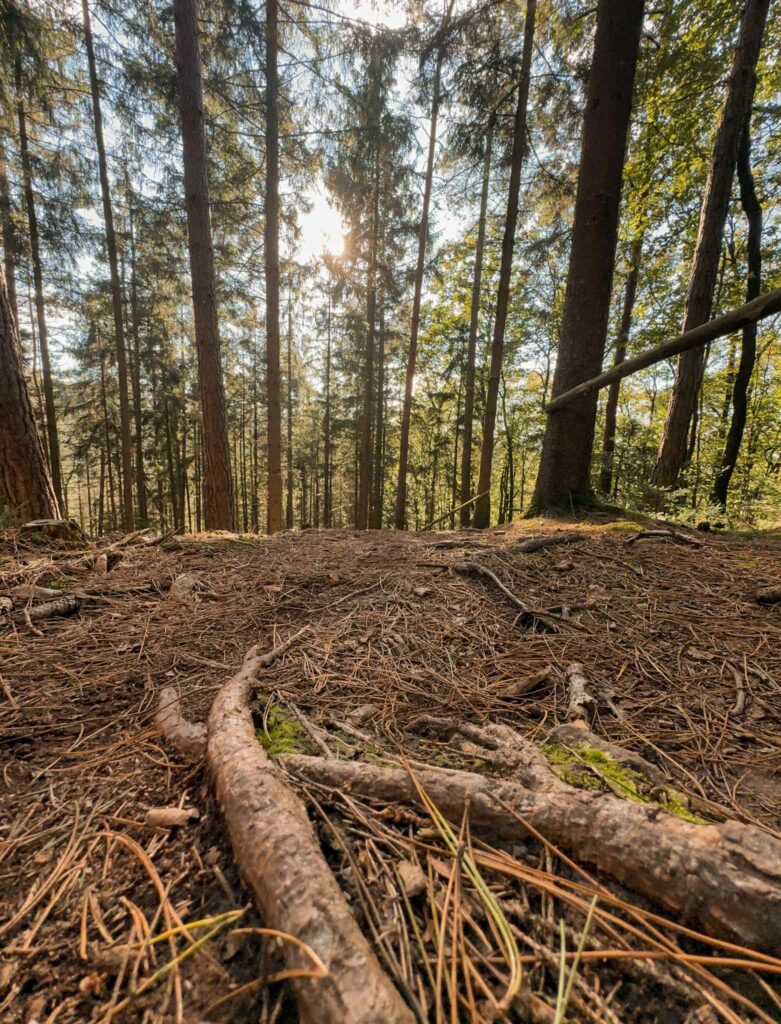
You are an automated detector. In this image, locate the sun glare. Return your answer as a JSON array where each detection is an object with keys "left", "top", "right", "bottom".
[{"left": 298, "top": 189, "right": 346, "bottom": 260}]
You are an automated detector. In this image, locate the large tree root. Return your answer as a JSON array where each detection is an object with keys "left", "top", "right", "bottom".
[
  {"left": 282, "top": 747, "right": 781, "bottom": 956},
  {"left": 207, "top": 635, "right": 415, "bottom": 1024}
]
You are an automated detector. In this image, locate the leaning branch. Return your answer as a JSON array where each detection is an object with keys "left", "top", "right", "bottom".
[{"left": 547, "top": 286, "right": 781, "bottom": 413}]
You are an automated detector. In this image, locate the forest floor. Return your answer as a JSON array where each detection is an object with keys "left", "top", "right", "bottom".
[{"left": 1, "top": 517, "right": 780, "bottom": 1023}]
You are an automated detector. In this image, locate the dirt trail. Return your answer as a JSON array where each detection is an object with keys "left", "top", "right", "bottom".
[{"left": 1, "top": 521, "right": 780, "bottom": 1022}]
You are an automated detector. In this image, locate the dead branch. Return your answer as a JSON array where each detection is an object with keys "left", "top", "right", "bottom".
[
  {"left": 208, "top": 637, "right": 415, "bottom": 1024},
  {"left": 15, "top": 594, "right": 81, "bottom": 636},
  {"left": 511, "top": 532, "right": 582, "bottom": 554},
  {"left": 626, "top": 529, "right": 703, "bottom": 548},
  {"left": 283, "top": 753, "right": 781, "bottom": 956},
  {"left": 565, "top": 662, "right": 597, "bottom": 725},
  {"left": 451, "top": 559, "right": 567, "bottom": 632},
  {"left": 756, "top": 585, "right": 781, "bottom": 605}
]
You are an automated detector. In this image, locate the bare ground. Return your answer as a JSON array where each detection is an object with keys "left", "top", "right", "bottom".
[{"left": 1, "top": 519, "right": 780, "bottom": 1022}]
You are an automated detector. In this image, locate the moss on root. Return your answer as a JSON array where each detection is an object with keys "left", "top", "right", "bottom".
[
  {"left": 540, "top": 742, "right": 708, "bottom": 824},
  {"left": 254, "top": 695, "right": 308, "bottom": 757}
]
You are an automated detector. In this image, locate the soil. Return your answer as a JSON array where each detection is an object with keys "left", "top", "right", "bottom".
[{"left": 1, "top": 518, "right": 780, "bottom": 1022}]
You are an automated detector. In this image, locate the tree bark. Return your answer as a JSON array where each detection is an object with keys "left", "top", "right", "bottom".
[
  {"left": 264, "top": 0, "right": 283, "bottom": 533},
  {"left": 712, "top": 119, "right": 761, "bottom": 509},
  {"left": 15, "top": 59, "right": 63, "bottom": 508},
  {"left": 472, "top": 0, "right": 536, "bottom": 529},
  {"left": 127, "top": 192, "right": 148, "bottom": 526},
  {"left": 286, "top": 289, "right": 294, "bottom": 529},
  {"left": 651, "top": 0, "right": 770, "bottom": 490},
  {"left": 460, "top": 120, "right": 493, "bottom": 527},
  {"left": 599, "top": 235, "right": 643, "bottom": 495},
  {"left": 529, "top": 0, "right": 643, "bottom": 514},
  {"left": 0, "top": 269, "right": 59, "bottom": 520},
  {"left": 358, "top": 147, "right": 380, "bottom": 530},
  {"left": 323, "top": 279, "right": 332, "bottom": 528},
  {"left": 83, "top": 0, "right": 134, "bottom": 531},
  {"left": 394, "top": 27, "right": 448, "bottom": 530},
  {"left": 173, "top": 0, "right": 235, "bottom": 530},
  {"left": 371, "top": 276, "right": 385, "bottom": 529},
  {"left": 0, "top": 144, "right": 19, "bottom": 328}
]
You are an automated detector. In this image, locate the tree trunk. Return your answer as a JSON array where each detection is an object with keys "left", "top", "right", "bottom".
[
  {"left": 0, "top": 144, "right": 19, "bottom": 328},
  {"left": 173, "top": 0, "right": 234, "bottom": 530},
  {"left": 323, "top": 280, "right": 332, "bottom": 528},
  {"left": 83, "top": 0, "right": 134, "bottom": 531},
  {"left": 358, "top": 148, "right": 380, "bottom": 530},
  {"left": 15, "top": 59, "right": 63, "bottom": 508},
  {"left": 460, "top": 120, "right": 493, "bottom": 527},
  {"left": 472, "top": 0, "right": 536, "bottom": 529},
  {"left": 127, "top": 189, "right": 148, "bottom": 526},
  {"left": 263, "top": 0, "right": 283, "bottom": 533},
  {"left": 371, "top": 277, "right": 385, "bottom": 529},
  {"left": 394, "top": 37, "right": 447, "bottom": 530},
  {"left": 599, "top": 235, "right": 643, "bottom": 495},
  {"left": 712, "top": 119, "right": 761, "bottom": 509},
  {"left": 529, "top": 0, "right": 643, "bottom": 514},
  {"left": 651, "top": 0, "right": 770, "bottom": 489},
  {"left": 0, "top": 269, "right": 59, "bottom": 520},
  {"left": 286, "top": 290, "right": 294, "bottom": 529}
]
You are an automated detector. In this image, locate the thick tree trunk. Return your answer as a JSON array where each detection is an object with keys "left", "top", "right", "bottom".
[
  {"left": 651, "top": 0, "right": 770, "bottom": 489},
  {"left": 599, "top": 235, "right": 643, "bottom": 495},
  {"left": 394, "top": 41, "right": 446, "bottom": 530},
  {"left": 529, "top": 0, "right": 643, "bottom": 514},
  {"left": 358, "top": 150, "right": 380, "bottom": 530},
  {"left": 173, "top": 0, "right": 235, "bottom": 530},
  {"left": 472, "top": 0, "right": 536, "bottom": 529},
  {"left": 460, "top": 121, "right": 493, "bottom": 527},
  {"left": 0, "top": 145, "right": 19, "bottom": 328},
  {"left": 15, "top": 60, "right": 63, "bottom": 508},
  {"left": 264, "top": 0, "right": 283, "bottom": 533},
  {"left": 83, "top": 0, "right": 134, "bottom": 531},
  {"left": 127, "top": 195, "right": 148, "bottom": 526},
  {"left": 0, "top": 269, "right": 59, "bottom": 520},
  {"left": 712, "top": 120, "right": 761, "bottom": 509}
]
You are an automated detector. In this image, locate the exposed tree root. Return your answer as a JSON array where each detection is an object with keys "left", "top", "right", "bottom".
[
  {"left": 451, "top": 558, "right": 570, "bottom": 632},
  {"left": 15, "top": 594, "right": 82, "bottom": 636},
  {"left": 207, "top": 634, "right": 415, "bottom": 1024},
  {"left": 156, "top": 686, "right": 207, "bottom": 758},
  {"left": 283, "top": 743, "right": 781, "bottom": 956}
]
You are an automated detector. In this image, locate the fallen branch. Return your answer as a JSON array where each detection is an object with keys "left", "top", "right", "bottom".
[
  {"left": 451, "top": 559, "right": 569, "bottom": 633},
  {"left": 207, "top": 634, "right": 414, "bottom": 1024},
  {"left": 282, "top": 751, "right": 781, "bottom": 956},
  {"left": 14, "top": 594, "right": 82, "bottom": 636},
  {"left": 626, "top": 529, "right": 702, "bottom": 548},
  {"left": 547, "top": 286, "right": 781, "bottom": 412},
  {"left": 511, "top": 532, "right": 582, "bottom": 554},
  {"left": 565, "top": 663, "right": 597, "bottom": 725},
  {"left": 756, "top": 585, "right": 781, "bottom": 605}
]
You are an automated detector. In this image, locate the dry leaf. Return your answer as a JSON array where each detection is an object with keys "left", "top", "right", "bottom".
[{"left": 396, "top": 860, "right": 426, "bottom": 898}]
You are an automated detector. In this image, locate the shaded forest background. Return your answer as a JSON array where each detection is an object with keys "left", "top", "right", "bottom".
[{"left": 1, "top": 0, "right": 780, "bottom": 536}]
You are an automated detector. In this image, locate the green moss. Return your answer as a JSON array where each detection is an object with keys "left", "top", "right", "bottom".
[
  {"left": 541, "top": 741, "right": 709, "bottom": 824},
  {"left": 255, "top": 699, "right": 306, "bottom": 757}
]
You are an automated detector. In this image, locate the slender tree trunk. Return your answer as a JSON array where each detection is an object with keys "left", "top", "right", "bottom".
[
  {"left": 97, "top": 448, "right": 106, "bottom": 535},
  {"left": 370, "top": 278, "right": 386, "bottom": 529},
  {"left": 395, "top": 25, "right": 449, "bottom": 530},
  {"left": 358, "top": 148, "right": 380, "bottom": 529},
  {"left": 99, "top": 354, "right": 117, "bottom": 531},
  {"left": 0, "top": 269, "right": 59, "bottom": 520},
  {"left": 286, "top": 290, "right": 294, "bottom": 529},
  {"left": 15, "top": 59, "right": 62, "bottom": 507},
  {"left": 460, "top": 119, "right": 493, "bottom": 527},
  {"left": 652, "top": 0, "right": 770, "bottom": 489},
  {"left": 251, "top": 328, "right": 260, "bottom": 531},
  {"left": 83, "top": 0, "right": 134, "bottom": 530},
  {"left": 450, "top": 360, "right": 463, "bottom": 529},
  {"left": 530, "top": 0, "right": 643, "bottom": 514},
  {"left": 0, "top": 145, "right": 19, "bottom": 327},
  {"left": 173, "top": 0, "right": 234, "bottom": 529},
  {"left": 599, "top": 235, "right": 643, "bottom": 495},
  {"left": 264, "top": 0, "right": 283, "bottom": 533},
  {"left": 323, "top": 280, "right": 332, "bottom": 528},
  {"left": 127, "top": 193, "right": 148, "bottom": 526},
  {"left": 712, "top": 119, "right": 761, "bottom": 509},
  {"left": 472, "top": 0, "right": 536, "bottom": 529}
]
